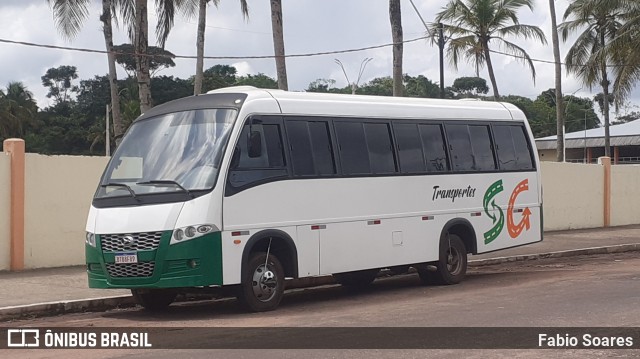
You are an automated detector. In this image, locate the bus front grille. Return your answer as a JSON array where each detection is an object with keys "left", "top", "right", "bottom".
[
  {"left": 106, "top": 262, "right": 155, "bottom": 278},
  {"left": 101, "top": 232, "right": 163, "bottom": 252}
]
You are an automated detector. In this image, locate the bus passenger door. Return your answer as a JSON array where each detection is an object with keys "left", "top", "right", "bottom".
[{"left": 295, "top": 225, "right": 320, "bottom": 277}]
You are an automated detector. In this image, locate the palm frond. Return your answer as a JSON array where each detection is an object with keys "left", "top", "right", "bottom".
[
  {"left": 494, "top": 38, "right": 537, "bottom": 82},
  {"left": 46, "top": 0, "right": 90, "bottom": 39}
]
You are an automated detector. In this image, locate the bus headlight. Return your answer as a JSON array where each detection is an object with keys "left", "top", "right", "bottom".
[
  {"left": 85, "top": 232, "right": 96, "bottom": 247},
  {"left": 171, "top": 224, "right": 218, "bottom": 245}
]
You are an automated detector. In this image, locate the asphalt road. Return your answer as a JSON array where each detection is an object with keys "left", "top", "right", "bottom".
[{"left": 2, "top": 252, "right": 640, "bottom": 358}]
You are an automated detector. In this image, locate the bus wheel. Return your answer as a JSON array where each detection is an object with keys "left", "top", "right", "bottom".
[
  {"left": 131, "top": 289, "right": 177, "bottom": 311},
  {"left": 333, "top": 269, "right": 379, "bottom": 287},
  {"left": 418, "top": 234, "right": 467, "bottom": 285},
  {"left": 238, "top": 253, "right": 285, "bottom": 312}
]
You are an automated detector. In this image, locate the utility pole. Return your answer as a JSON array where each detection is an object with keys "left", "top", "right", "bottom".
[
  {"left": 438, "top": 23, "right": 445, "bottom": 99},
  {"left": 408, "top": 0, "right": 446, "bottom": 98}
]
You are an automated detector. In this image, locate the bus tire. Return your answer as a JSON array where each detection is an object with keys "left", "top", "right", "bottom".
[
  {"left": 238, "top": 253, "right": 285, "bottom": 312},
  {"left": 333, "top": 269, "right": 379, "bottom": 287},
  {"left": 131, "top": 289, "right": 177, "bottom": 311},
  {"left": 418, "top": 234, "right": 467, "bottom": 285}
]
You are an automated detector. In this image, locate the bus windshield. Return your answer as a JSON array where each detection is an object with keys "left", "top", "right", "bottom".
[{"left": 95, "top": 108, "right": 237, "bottom": 199}]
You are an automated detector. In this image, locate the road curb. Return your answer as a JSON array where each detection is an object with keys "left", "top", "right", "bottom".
[
  {"left": 0, "top": 295, "right": 136, "bottom": 321},
  {"left": 469, "top": 243, "right": 640, "bottom": 266},
  {"left": 2, "top": 243, "right": 639, "bottom": 321}
]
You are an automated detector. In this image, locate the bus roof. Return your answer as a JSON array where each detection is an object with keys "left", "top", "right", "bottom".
[
  {"left": 140, "top": 86, "right": 526, "bottom": 123},
  {"left": 212, "top": 86, "right": 525, "bottom": 122}
]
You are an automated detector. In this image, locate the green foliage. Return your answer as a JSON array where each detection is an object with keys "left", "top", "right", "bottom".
[
  {"left": 41, "top": 65, "right": 79, "bottom": 104},
  {"left": 306, "top": 78, "right": 336, "bottom": 93},
  {"left": 358, "top": 77, "right": 394, "bottom": 96},
  {"left": 235, "top": 73, "right": 278, "bottom": 89},
  {"left": 151, "top": 76, "right": 192, "bottom": 105},
  {"left": 502, "top": 89, "right": 600, "bottom": 138},
  {"left": 404, "top": 75, "right": 440, "bottom": 98},
  {"left": 0, "top": 82, "right": 37, "bottom": 141},
  {"left": 113, "top": 44, "right": 176, "bottom": 76},
  {"left": 614, "top": 111, "right": 640, "bottom": 124},
  {"left": 201, "top": 65, "right": 238, "bottom": 92},
  {"left": 451, "top": 77, "right": 489, "bottom": 96}
]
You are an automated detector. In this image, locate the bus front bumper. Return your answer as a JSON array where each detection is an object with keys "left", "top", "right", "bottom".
[{"left": 86, "top": 231, "right": 223, "bottom": 289}]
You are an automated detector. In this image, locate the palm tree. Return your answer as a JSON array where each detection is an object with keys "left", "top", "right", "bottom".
[
  {"left": 389, "top": 0, "right": 403, "bottom": 97},
  {"left": 435, "top": 0, "right": 547, "bottom": 100},
  {"left": 48, "top": 0, "right": 125, "bottom": 145},
  {"left": 559, "top": 0, "right": 625, "bottom": 157},
  {"left": 188, "top": 0, "right": 249, "bottom": 95},
  {"left": 548, "top": 0, "right": 566, "bottom": 162},
  {"left": 0, "top": 82, "right": 37, "bottom": 139},
  {"left": 270, "top": 0, "right": 288, "bottom": 90},
  {"left": 609, "top": 0, "right": 640, "bottom": 108},
  {"left": 49, "top": 1, "right": 191, "bottom": 120}
]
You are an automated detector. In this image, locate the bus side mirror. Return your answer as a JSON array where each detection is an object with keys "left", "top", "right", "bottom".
[{"left": 247, "top": 131, "right": 262, "bottom": 158}]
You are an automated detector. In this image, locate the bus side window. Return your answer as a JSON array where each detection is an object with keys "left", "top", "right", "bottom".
[
  {"left": 493, "top": 125, "right": 534, "bottom": 171},
  {"left": 228, "top": 121, "right": 287, "bottom": 189},
  {"left": 511, "top": 126, "right": 534, "bottom": 170},
  {"left": 445, "top": 124, "right": 474, "bottom": 172},
  {"left": 468, "top": 125, "right": 497, "bottom": 171},
  {"left": 419, "top": 124, "right": 449, "bottom": 172},
  {"left": 335, "top": 121, "right": 372, "bottom": 175},
  {"left": 493, "top": 125, "right": 517, "bottom": 170}
]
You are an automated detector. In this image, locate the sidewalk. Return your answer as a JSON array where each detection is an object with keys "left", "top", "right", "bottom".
[{"left": 1, "top": 225, "right": 639, "bottom": 320}]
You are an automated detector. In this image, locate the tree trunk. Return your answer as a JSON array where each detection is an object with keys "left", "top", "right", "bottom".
[
  {"left": 135, "top": 0, "right": 152, "bottom": 113},
  {"left": 482, "top": 42, "right": 500, "bottom": 100},
  {"left": 549, "top": 0, "right": 565, "bottom": 162},
  {"left": 194, "top": 0, "right": 207, "bottom": 95},
  {"left": 389, "top": 0, "right": 403, "bottom": 97},
  {"left": 600, "top": 31, "right": 611, "bottom": 157},
  {"left": 101, "top": 0, "right": 124, "bottom": 147},
  {"left": 270, "top": 0, "right": 288, "bottom": 90}
]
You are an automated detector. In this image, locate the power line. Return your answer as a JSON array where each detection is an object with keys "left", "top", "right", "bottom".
[
  {"left": 0, "top": 36, "right": 636, "bottom": 69},
  {"left": 0, "top": 36, "right": 429, "bottom": 60}
]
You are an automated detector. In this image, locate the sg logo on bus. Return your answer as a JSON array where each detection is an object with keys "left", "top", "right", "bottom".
[{"left": 482, "top": 179, "right": 531, "bottom": 244}]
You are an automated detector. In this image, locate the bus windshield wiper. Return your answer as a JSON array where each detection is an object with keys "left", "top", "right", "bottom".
[
  {"left": 136, "top": 180, "right": 193, "bottom": 198},
  {"left": 100, "top": 182, "right": 139, "bottom": 200}
]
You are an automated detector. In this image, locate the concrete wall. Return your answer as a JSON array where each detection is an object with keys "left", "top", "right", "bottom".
[
  {"left": 0, "top": 154, "right": 10, "bottom": 271},
  {"left": 611, "top": 165, "right": 640, "bottom": 226},
  {"left": 538, "top": 149, "right": 556, "bottom": 162},
  {"left": 540, "top": 162, "right": 604, "bottom": 231},
  {"left": 23, "top": 154, "right": 109, "bottom": 269},
  {"left": 0, "top": 153, "right": 639, "bottom": 269}
]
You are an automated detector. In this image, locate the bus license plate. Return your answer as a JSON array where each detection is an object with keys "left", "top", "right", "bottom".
[{"left": 115, "top": 252, "right": 138, "bottom": 264}]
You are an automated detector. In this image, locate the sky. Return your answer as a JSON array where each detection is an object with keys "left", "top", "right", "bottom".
[{"left": 0, "top": 0, "right": 639, "bottom": 117}]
